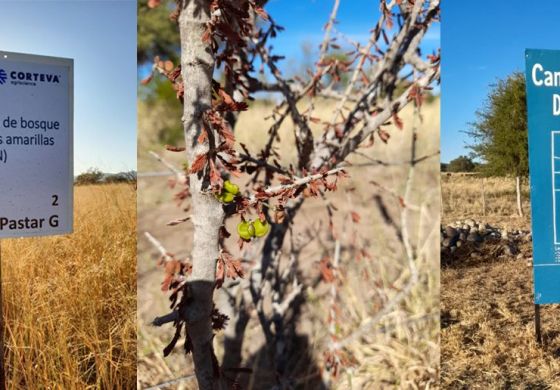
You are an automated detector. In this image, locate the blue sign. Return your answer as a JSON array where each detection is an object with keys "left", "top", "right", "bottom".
[{"left": 526, "top": 49, "right": 560, "bottom": 304}]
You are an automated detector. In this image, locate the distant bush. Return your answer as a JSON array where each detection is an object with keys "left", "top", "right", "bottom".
[
  {"left": 75, "top": 168, "right": 104, "bottom": 185},
  {"left": 447, "top": 155, "right": 475, "bottom": 172},
  {"left": 105, "top": 171, "right": 137, "bottom": 184},
  {"left": 75, "top": 169, "right": 137, "bottom": 185}
]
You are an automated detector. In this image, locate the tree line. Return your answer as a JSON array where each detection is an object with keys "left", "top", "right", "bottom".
[{"left": 75, "top": 168, "right": 137, "bottom": 185}]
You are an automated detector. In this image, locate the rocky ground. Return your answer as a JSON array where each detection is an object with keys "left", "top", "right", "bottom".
[{"left": 441, "top": 218, "right": 533, "bottom": 268}]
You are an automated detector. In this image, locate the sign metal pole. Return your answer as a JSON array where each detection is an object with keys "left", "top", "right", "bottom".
[{"left": 535, "top": 304, "right": 542, "bottom": 345}]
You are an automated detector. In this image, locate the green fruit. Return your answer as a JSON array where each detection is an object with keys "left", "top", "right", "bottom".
[
  {"left": 247, "top": 221, "right": 256, "bottom": 237},
  {"left": 223, "top": 180, "right": 239, "bottom": 195},
  {"left": 221, "top": 192, "right": 235, "bottom": 203},
  {"left": 253, "top": 218, "right": 270, "bottom": 238},
  {"left": 237, "top": 220, "right": 255, "bottom": 240},
  {"left": 216, "top": 190, "right": 235, "bottom": 204}
]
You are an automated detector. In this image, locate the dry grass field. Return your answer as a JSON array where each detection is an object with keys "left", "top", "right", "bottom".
[
  {"left": 138, "top": 98, "right": 440, "bottom": 389},
  {"left": 441, "top": 175, "right": 560, "bottom": 388},
  {"left": 442, "top": 174, "right": 530, "bottom": 226},
  {"left": 2, "top": 184, "right": 136, "bottom": 389}
]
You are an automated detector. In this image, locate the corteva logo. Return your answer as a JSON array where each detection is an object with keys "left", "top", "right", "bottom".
[{"left": 0, "top": 68, "right": 61, "bottom": 86}]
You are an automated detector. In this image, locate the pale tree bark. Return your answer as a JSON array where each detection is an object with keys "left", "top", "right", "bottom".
[{"left": 178, "top": 1, "right": 224, "bottom": 388}]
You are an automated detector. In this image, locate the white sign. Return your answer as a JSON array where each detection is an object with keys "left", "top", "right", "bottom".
[{"left": 0, "top": 51, "right": 73, "bottom": 237}]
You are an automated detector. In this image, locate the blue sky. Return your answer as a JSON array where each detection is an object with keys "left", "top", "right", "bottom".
[
  {"left": 139, "top": 0, "right": 440, "bottom": 87},
  {"left": 264, "top": 0, "right": 439, "bottom": 73},
  {"left": 0, "top": 0, "right": 136, "bottom": 174},
  {"left": 442, "top": 0, "right": 560, "bottom": 163}
]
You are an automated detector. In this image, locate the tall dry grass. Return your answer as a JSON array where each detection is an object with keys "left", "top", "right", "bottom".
[
  {"left": 2, "top": 184, "right": 136, "bottom": 389},
  {"left": 442, "top": 174, "right": 530, "bottom": 224},
  {"left": 441, "top": 243, "right": 560, "bottom": 388}
]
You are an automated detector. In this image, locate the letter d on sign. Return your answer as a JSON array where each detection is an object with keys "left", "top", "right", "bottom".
[{"left": 554, "top": 94, "right": 560, "bottom": 116}]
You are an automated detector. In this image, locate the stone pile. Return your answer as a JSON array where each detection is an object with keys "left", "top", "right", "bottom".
[{"left": 441, "top": 219, "right": 532, "bottom": 259}]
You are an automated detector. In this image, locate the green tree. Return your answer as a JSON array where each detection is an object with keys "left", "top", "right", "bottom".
[
  {"left": 447, "top": 155, "right": 475, "bottom": 172},
  {"left": 467, "top": 72, "right": 528, "bottom": 215},
  {"left": 467, "top": 72, "right": 528, "bottom": 177},
  {"left": 137, "top": 0, "right": 184, "bottom": 149},
  {"left": 138, "top": 0, "right": 179, "bottom": 64}
]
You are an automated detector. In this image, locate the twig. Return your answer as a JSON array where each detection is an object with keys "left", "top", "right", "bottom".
[
  {"left": 144, "top": 232, "right": 174, "bottom": 262},
  {"left": 166, "top": 216, "right": 191, "bottom": 226},
  {"left": 148, "top": 150, "right": 186, "bottom": 183},
  {"left": 152, "top": 311, "right": 179, "bottom": 327},
  {"left": 318, "top": 0, "right": 341, "bottom": 61},
  {"left": 324, "top": 239, "right": 341, "bottom": 385},
  {"left": 348, "top": 150, "right": 440, "bottom": 168},
  {"left": 328, "top": 1, "right": 397, "bottom": 125},
  {"left": 248, "top": 167, "right": 346, "bottom": 204},
  {"left": 369, "top": 180, "right": 421, "bottom": 212},
  {"left": 332, "top": 77, "right": 424, "bottom": 351}
]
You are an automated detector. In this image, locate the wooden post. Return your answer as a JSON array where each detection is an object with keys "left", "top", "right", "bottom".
[
  {"left": 481, "top": 177, "right": 486, "bottom": 217},
  {"left": 516, "top": 176, "right": 523, "bottom": 217},
  {"left": 535, "top": 304, "right": 542, "bottom": 345}
]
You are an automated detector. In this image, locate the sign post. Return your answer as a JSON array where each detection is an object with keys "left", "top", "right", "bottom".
[
  {"left": 0, "top": 51, "right": 73, "bottom": 387},
  {"left": 535, "top": 303, "right": 542, "bottom": 344},
  {"left": 525, "top": 49, "right": 560, "bottom": 344}
]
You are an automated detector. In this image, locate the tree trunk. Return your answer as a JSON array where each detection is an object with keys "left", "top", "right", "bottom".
[
  {"left": 516, "top": 176, "right": 523, "bottom": 217},
  {"left": 178, "top": 1, "right": 224, "bottom": 389}
]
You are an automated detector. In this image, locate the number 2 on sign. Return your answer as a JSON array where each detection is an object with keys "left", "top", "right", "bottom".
[{"left": 52, "top": 195, "right": 59, "bottom": 206}]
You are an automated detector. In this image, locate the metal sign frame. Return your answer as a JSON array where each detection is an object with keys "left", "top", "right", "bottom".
[
  {"left": 525, "top": 48, "right": 560, "bottom": 343},
  {"left": 0, "top": 50, "right": 74, "bottom": 237}
]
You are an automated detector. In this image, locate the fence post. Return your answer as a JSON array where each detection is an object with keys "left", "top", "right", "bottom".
[
  {"left": 481, "top": 177, "right": 486, "bottom": 216},
  {"left": 516, "top": 176, "right": 523, "bottom": 217}
]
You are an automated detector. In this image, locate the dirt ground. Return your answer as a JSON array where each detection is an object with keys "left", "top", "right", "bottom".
[{"left": 441, "top": 178, "right": 560, "bottom": 389}]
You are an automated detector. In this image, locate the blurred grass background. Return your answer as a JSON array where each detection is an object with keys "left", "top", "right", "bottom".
[{"left": 137, "top": 96, "right": 441, "bottom": 388}]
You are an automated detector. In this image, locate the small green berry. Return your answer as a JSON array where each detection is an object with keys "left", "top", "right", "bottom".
[
  {"left": 237, "top": 220, "right": 254, "bottom": 240},
  {"left": 221, "top": 192, "right": 235, "bottom": 203},
  {"left": 223, "top": 180, "right": 239, "bottom": 195},
  {"left": 253, "top": 218, "right": 270, "bottom": 238}
]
